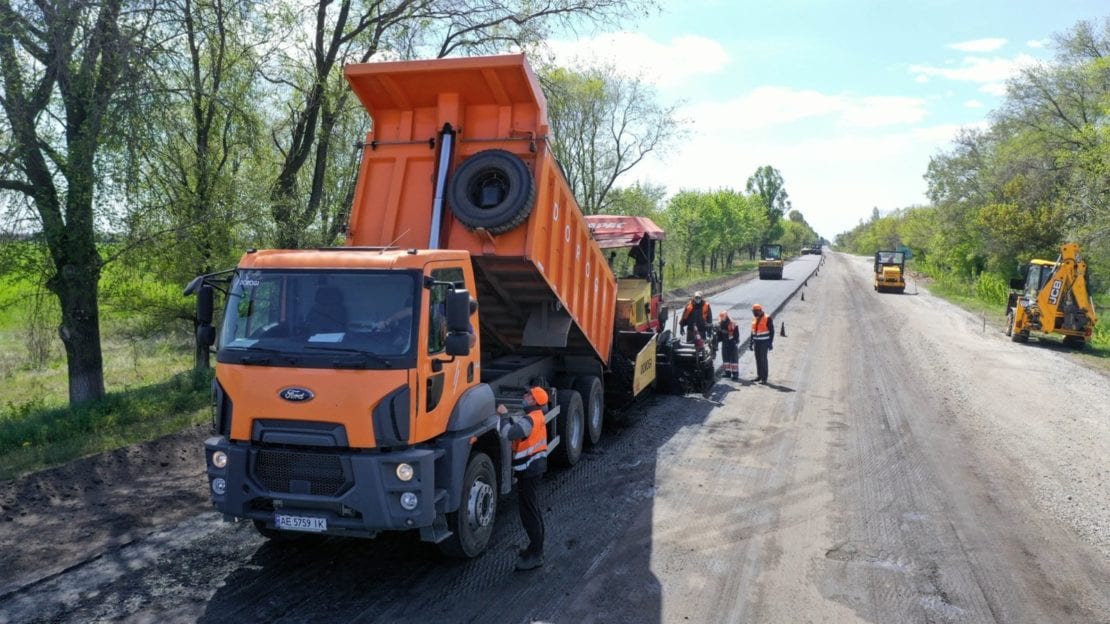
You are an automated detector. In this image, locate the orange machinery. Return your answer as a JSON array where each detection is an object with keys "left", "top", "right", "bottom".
[{"left": 189, "top": 55, "right": 657, "bottom": 558}]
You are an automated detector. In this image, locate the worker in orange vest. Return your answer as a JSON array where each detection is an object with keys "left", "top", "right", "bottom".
[
  {"left": 496, "top": 386, "right": 550, "bottom": 571},
  {"left": 717, "top": 311, "right": 740, "bottom": 379},
  {"left": 749, "top": 303, "right": 774, "bottom": 384},
  {"left": 680, "top": 291, "right": 712, "bottom": 343}
]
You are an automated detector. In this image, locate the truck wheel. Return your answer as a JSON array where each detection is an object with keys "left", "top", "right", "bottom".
[
  {"left": 553, "top": 389, "right": 584, "bottom": 467},
  {"left": 438, "top": 451, "right": 497, "bottom": 558},
  {"left": 449, "top": 149, "right": 535, "bottom": 234},
  {"left": 1005, "top": 310, "right": 1014, "bottom": 337},
  {"left": 575, "top": 376, "right": 604, "bottom": 446}
]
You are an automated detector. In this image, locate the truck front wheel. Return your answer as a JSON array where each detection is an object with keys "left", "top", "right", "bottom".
[
  {"left": 438, "top": 451, "right": 497, "bottom": 558},
  {"left": 552, "top": 389, "right": 584, "bottom": 467}
]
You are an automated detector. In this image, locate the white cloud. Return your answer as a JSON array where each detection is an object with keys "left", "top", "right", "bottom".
[
  {"left": 1027, "top": 39, "right": 1051, "bottom": 49},
  {"left": 542, "top": 32, "right": 729, "bottom": 87},
  {"left": 915, "top": 75, "right": 929, "bottom": 84},
  {"left": 964, "top": 99, "right": 984, "bottom": 108},
  {"left": 909, "top": 54, "right": 1037, "bottom": 88},
  {"left": 979, "top": 83, "right": 1008, "bottom": 96},
  {"left": 947, "top": 38, "right": 1007, "bottom": 52},
  {"left": 683, "top": 87, "right": 927, "bottom": 132}
]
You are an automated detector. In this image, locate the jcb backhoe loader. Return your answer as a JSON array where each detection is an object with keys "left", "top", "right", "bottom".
[{"left": 1005, "top": 243, "right": 1098, "bottom": 348}]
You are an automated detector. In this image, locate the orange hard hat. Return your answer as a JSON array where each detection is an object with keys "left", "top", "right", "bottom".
[
  {"left": 528, "top": 386, "right": 549, "bottom": 405},
  {"left": 752, "top": 303, "right": 763, "bottom": 311}
]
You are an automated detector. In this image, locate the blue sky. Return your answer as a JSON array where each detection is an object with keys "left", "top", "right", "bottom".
[{"left": 545, "top": 0, "right": 1108, "bottom": 239}]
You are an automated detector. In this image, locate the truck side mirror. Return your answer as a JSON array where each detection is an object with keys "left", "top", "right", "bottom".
[
  {"left": 197, "top": 284, "right": 215, "bottom": 325},
  {"left": 446, "top": 289, "right": 472, "bottom": 333},
  {"left": 445, "top": 333, "right": 471, "bottom": 357}
]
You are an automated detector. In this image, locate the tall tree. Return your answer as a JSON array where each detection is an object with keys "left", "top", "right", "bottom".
[
  {"left": 745, "top": 165, "right": 791, "bottom": 241},
  {"left": 0, "top": 0, "right": 150, "bottom": 404},
  {"left": 541, "top": 64, "right": 683, "bottom": 214},
  {"left": 603, "top": 182, "right": 666, "bottom": 218}
]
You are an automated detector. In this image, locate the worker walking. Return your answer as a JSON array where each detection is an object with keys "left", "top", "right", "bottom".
[
  {"left": 717, "top": 311, "right": 740, "bottom": 379},
  {"left": 680, "top": 291, "right": 712, "bottom": 344},
  {"left": 749, "top": 304, "right": 774, "bottom": 384},
  {"left": 497, "top": 386, "right": 549, "bottom": 571}
]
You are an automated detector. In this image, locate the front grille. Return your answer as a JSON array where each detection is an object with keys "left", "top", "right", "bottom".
[{"left": 253, "top": 448, "right": 348, "bottom": 496}]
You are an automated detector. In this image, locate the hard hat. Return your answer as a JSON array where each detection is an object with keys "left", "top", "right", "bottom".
[
  {"left": 528, "top": 386, "right": 549, "bottom": 405},
  {"left": 694, "top": 291, "right": 703, "bottom": 299},
  {"left": 752, "top": 303, "right": 763, "bottom": 311}
]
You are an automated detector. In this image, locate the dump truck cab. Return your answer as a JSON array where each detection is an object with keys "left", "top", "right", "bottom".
[
  {"left": 1006, "top": 243, "right": 1098, "bottom": 347},
  {"left": 874, "top": 250, "right": 906, "bottom": 293},
  {"left": 758, "top": 244, "right": 784, "bottom": 280}
]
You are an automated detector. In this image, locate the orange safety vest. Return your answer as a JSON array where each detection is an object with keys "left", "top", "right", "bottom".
[
  {"left": 511, "top": 409, "right": 548, "bottom": 472},
  {"left": 752, "top": 315, "right": 772, "bottom": 341},
  {"left": 682, "top": 301, "right": 710, "bottom": 323}
]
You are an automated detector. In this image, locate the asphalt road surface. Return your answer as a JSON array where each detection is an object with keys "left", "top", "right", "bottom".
[{"left": 2, "top": 251, "right": 1108, "bottom": 624}]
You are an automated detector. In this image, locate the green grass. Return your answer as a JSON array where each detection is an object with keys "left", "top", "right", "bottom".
[
  {"left": 0, "top": 370, "right": 211, "bottom": 480},
  {"left": 665, "top": 259, "right": 761, "bottom": 292}
]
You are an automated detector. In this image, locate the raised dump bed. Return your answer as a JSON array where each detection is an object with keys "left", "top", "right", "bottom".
[{"left": 344, "top": 55, "right": 616, "bottom": 364}]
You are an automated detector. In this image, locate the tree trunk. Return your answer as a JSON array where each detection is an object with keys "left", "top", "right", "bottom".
[{"left": 50, "top": 263, "right": 106, "bottom": 404}]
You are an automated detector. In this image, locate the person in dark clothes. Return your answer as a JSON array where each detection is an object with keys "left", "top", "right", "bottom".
[
  {"left": 497, "top": 386, "right": 550, "bottom": 571},
  {"left": 749, "top": 303, "right": 774, "bottom": 384},
  {"left": 717, "top": 311, "right": 740, "bottom": 379},
  {"left": 680, "top": 291, "right": 712, "bottom": 343}
]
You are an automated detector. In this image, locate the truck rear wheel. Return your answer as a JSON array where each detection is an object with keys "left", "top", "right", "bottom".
[
  {"left": 449, "top": 149, "right": 536, "bottom": 234},
  {"left": 438, "top": 451, "right": 497, "bottom": 558},
  {"left": 575, "top": 376, "right": 604, "bottom": 446},
  {"left": 552, "top": 389, "right": 584, "bottom": 467}
]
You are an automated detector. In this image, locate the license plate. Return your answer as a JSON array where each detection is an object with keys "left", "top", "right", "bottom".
[{"left": 274, "top": 513, "right": 327, "bottom": 533}]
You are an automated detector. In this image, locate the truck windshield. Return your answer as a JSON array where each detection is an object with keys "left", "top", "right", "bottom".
[{"left": 217, "top": 269, "right": 419, "bottom": 369}]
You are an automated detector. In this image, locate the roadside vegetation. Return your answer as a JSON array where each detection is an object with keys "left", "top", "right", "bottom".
[{"left": 835, "top": 18, "right": 1109, "bottom": 354}]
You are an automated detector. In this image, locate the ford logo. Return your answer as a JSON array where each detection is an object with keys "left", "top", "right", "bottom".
[{"left": 279, "top": 387, "right": 315, "bottom": 402}]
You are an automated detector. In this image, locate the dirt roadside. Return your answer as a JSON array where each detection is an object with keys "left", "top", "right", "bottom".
[{"left": 0, "top": 265, "right": 765, "bottom": 598}]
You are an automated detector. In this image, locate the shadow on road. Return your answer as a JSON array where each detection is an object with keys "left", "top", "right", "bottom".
[{"left": 197, "top": 389, "right": 720, "bottom": 624}]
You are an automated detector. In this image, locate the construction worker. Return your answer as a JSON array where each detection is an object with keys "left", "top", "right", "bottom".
[
  {"left": 717, "top": 311, "right": 740, "bottom": 379},
  {"left": 749, "top": 303, "right": 774, "bottom": 384},
  {"left": 496, "top": 386, "right": 549, "bottom": 571},
  {"left": 679, "top": 291, "right": 712, "bottom": 343}
]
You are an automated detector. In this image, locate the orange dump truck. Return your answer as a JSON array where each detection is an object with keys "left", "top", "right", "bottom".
[{"left": 186, "top": 54, "right": 661, "bottom": 557}]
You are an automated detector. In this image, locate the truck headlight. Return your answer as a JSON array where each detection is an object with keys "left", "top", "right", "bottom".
[
  {"left": 211, "top": 477, "right": 227, "bottom": 495},
  {"left": 212, "top": 451, "right": 228, "bottom": 469},
  {"left": 400, "top": 492, "right": 418, "bottom": 510},
  {"left": 395, "top": 463, "right": 414, "bottom": 482}
]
